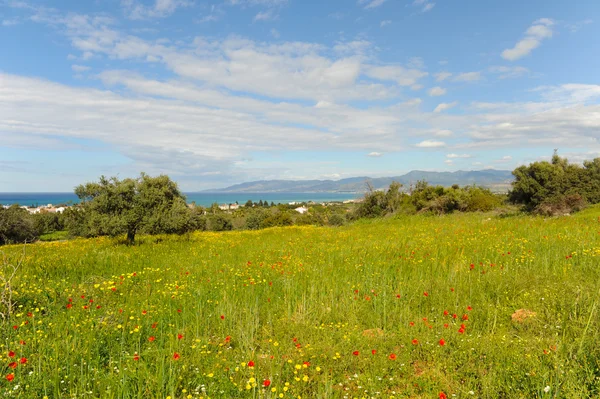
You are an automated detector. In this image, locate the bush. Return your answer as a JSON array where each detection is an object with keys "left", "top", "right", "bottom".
[{"left": 0, "top": 205, "right": 39, "bottom": 245}]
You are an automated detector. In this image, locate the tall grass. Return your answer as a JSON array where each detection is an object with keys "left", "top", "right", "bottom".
[{"left": 1, "top": 207, "right": 600, "bottom": 398}]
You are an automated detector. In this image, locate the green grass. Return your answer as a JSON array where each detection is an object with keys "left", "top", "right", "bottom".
[
  {"left": 2, "top": 207, "right": 600, "bottom": 398},
  {"left": 38, "top": 230, "right": 69, "bottom": 242}
]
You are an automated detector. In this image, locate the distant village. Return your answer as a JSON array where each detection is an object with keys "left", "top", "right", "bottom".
[{"left": 3, "top": 199, "right": 362, "bottom": 215}]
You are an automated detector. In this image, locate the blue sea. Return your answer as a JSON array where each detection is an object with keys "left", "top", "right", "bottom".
[{"left": 0, "top": 192, "right": 361, "bottom": 208}]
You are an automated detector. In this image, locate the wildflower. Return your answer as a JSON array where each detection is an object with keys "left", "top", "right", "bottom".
[
  {"left": 6, "top": 374, "right": 14, "bottom": 382},
  {"left": 263, "top": 379, "right": 271, "bottom": 387},
  {"left": 19, "top": 357, "right": 27, "bottom": 364},
  {"left": 443, "top": 310, "right": 449, "bottom": 316},
  {"left": 352, "top": 351, "right": 359, "bottom": 356},
  {"left": 148, "top": 336, "right": 156, "bottom": 342},
  {"left": 133, "top": 354, "right": 140, "bottom": 361},
  {"left": 543, "top": 386, "right": 550, "bottom": 393},
  {"left": 8, "top": 362, "right": 17, "bottom": 369},
  {"left": 462, "top": 314, "right": 469, "bottom": 321},
  {"left": 371, "top": 349, "right": 377, "bottom": 355},
  {"left": 389, "top": 353, "right": 396, "bottom": 360},
  {"left": 423, "top": 292, "right": 429, "bottom": 297},
  {"left": 177, "top": 334, "right": 184, "bottom": 340},
  {"left": 151, "top": 323, "right": 158, "bottom": 329},
  {"left": 66, "top": 303, "right": 72, "bottom": 309},
  {"left": 8, "top": 351, "right": 15, "bottom": 358},
  {"left": 467, "top": 306, "right": 473, "bottom": 311},
  {"left": 412, "top": 339, "right": 419, "bottom": 345},
  {"left": 220, "top": 315, "right": 225, "bottom": 320},
  {"left": 173, "top": 352, "right": 180, "bottom": 360},
  {"left": 439, "top": 339, "right": 446, "bottom": 346},
  {"left": 440, "top": 392, "right": 448, "bottom": 399},
  {"left": 248, "top": 360, "right": 255, "bottom": 368}
]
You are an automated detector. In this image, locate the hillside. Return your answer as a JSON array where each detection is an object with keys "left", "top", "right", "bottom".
[{"left": 204, "top": 169, "right": 513, "bottom": 193}]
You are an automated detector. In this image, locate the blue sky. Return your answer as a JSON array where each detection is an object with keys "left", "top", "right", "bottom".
[{"left": 1, "top": 0, "right": 599, "bottom": 191}]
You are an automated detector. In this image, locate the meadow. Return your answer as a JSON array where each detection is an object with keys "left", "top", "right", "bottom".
[{"left": 1, "top": 208, "right": 600, "bottom": 398}]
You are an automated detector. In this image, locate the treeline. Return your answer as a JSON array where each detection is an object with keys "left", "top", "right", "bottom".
[
  {"left": 2, "top": 152, "right": 599, "bottom": 245},
  {"left": 351, "top": 181, "right": 502, "bottom": 220}
]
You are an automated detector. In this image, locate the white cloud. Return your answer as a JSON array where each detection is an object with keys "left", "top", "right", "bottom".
[
  {"left": 358, "top": 0, "right": 388, "bottom": 9},
  {"left": 71, "top": 64, "right": 90, "bottom": 72},
  {"left": 270, "top": 28, "right": 280, "bottom": 38},
  {"left": 444, "top": 159, "right": 453, "bottom": 165},
  {"left": 502, "top": 18, "right": 554, "bottom": 61},
  {"left": 428, "top": 86, "right": 446, "bottom": 96},
  {"left": 434, "top": 72, "right": 452, "bottom": 82},
  {"left": 493, "top": 155, "right": 513, "bottom": 163},
  {"left": 416, "top": 140, "right": 446, "bottom": 148},
  {"left": 2, "top": 18, "right": 20, "bottom": 26},
  {"left": 254, "top": 9, "right": 276, "bottom": 21},
  {"left": 433, "top": 102, "right": 457, "bottom": 113},
  {"left": 488, "top": 66, "right": 529, "bottom": 79},
  {"left": 367, "top": 152, "right": 383, "bottom": 157},
  {"left": 412, "top": 0, "right": 435, "bottom": 12},
  {"left": 534, "top": 84, "right": 600, "bottom": 103},
  {"left": 453, "top": 72, "right": 481, "bottom": 82},
  {"left": 447, "top": 153, "right": 472, "bottom": 158},
  {"left": 408, "top": 57, "right": 425, "bottom": 69},
  {"left": 121, "top": 0, "right": 192, "bottom": 19},
  {"left": 380, "top": 20, "right": 391, "bottom": 27},
  {"left": 364, "top": 65, "right": 428, "bottom": 87},
  {"left": 565, "top": 19, "right": 593, "bottom": 33}
]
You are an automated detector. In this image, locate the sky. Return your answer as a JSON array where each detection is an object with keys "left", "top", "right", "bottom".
[{"left": 0, "top": 0, "right": 599, "bottom": 192}]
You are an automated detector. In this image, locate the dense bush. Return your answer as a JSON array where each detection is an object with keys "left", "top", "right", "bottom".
[
  {"left": 0, "top": 205, "right": 38, "bottom": 245},
  {"left": 510, "top": 152, "right": 600, "bottom": 214}
]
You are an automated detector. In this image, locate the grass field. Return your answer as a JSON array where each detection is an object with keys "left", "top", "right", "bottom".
[{"left": 2, "top": 208, "right": 600, "bottom": 398}]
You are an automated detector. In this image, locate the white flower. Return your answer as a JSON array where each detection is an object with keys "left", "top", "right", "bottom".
[{"left": 544, "top": 386, "right": 551, "bottom": 393}]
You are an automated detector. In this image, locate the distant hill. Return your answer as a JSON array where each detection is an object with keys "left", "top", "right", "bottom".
[{"left": 203, "top": 170, "right": 514, "bottom": 193}]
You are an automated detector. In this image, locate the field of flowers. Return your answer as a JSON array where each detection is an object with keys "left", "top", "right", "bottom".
[{"left": 2, "top": 207, "right": 600, "bottom": 398}]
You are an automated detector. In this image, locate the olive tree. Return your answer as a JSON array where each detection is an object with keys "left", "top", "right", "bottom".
[{"left": 74, "top": 173, "right": 194, "bottom": 243}]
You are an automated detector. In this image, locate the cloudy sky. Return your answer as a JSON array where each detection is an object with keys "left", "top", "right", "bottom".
[{"left": 1, "top": 0, "right": 599, "bottom": 191}]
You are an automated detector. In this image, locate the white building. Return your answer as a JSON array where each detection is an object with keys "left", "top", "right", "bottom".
[{"left": 295, "top": 206, "right": 309, "bottom": 214}]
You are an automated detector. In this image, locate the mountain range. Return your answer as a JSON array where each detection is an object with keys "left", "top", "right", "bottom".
[{"left": 204, "top": 170, "right": 514, "bottom": 193}]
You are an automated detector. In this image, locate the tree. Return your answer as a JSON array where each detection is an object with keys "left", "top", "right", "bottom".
[
  {"left": 509, "top": 152, "right": 600, "bottom": 214},
  {"left": 74, "top": 173, "right": 193, "bottom": 243},
  {"left": 0, "top": 206, "right": 38, "bottom": 245}
]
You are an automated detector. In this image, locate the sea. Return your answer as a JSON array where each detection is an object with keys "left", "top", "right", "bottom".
[{"left": 0, "top": 192, "right": 361, "bottom": 208}]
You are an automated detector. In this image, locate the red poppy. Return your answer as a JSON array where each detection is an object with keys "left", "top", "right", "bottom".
[
  {"left": 19, "top": 341, "right": 25, "bottom": 346},
  {"left": 458, "top": 327, "right": 465, "bottom": 334},
  {"left": 247, "top": 360, "right": 255, "bottom": 367},
  {"left": 148, "top": 336, "right": 156, "bottom": 342},
  {"left": 409, "top": 322, "right": 415, "bottom": 327},
  {"left": 177, "top": 309, "right": 182, "bottom": 313},
  {"left": 303, "top": 361, "right": 310, "bottom": 367},
  {"left": 444, "top": 323, "right": 449, "bottom": 328},
  {"left": 177, "top": 334, "right": 184, "bottom": 340},
  {"left": 6, "top": 374, "right": 14, "bottom": 382},
  {"left": 19, "top": 357, "right": 27, "bottom": 364},
  {"left": 8, "top": 362, "right": 17, "bottom": 369},
  {"left": 452, "top": 314, "right": 457, "bottom": 319},
  {"left": 462, "top": 314, "right": 469, "bottom": 321},
  {"left": 371, "top": 349, "right": 377, "bottom": 355},
  {"left": 96, "top": 305, "right": 101, "bottom": 309},
  {"left": 439, "top": 339, "right": 446, "bottom": 346},
  {"left": 133, "top": 354, "right": 140, "bottom": 361},
  {"left": 66, "top": 303, "right": 73, "bottom": 309},
  {"left": 225, "top": 336, "right": 231, "bottom": 343},
  {"left": 352, "top": 351, "right": 359, "bottom": 356},
  {"left": 263, "top": 379, "right": 271, "bottom": 387},
  {"left": 412, "top": 339, "right": 419, "bottom": 345},
  {"left": 220, "top": 315, "right": 225, "bottom": 320},
  {"left": 440, "top": 392, "right": 448, "bottom": 399},
  {"left": 396, "top": 294, "right": 401, "bottom": 298},
  {"left": 443, "top": 310, "right": 449, "bottom": 316},
  {"left": 142, "top": 310, "right": 147, "bottom": 315},
  {"left": 467, "top": 306, "right": 473, "bottom": 311},
  {"left": 423, "top": 292, "right": 429, "bottom": 297},
  {"left": 173, "top": 352, "right": 180, "bottom": 360},
  {"left": 151, "top": 323, "right": 158, "bottom": 329},
  {"left": 389, "top": 353, "right": 396, "bottom": 360},
  {"left": 8, "top": 351, "right": 15, "bottom": 358}
]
